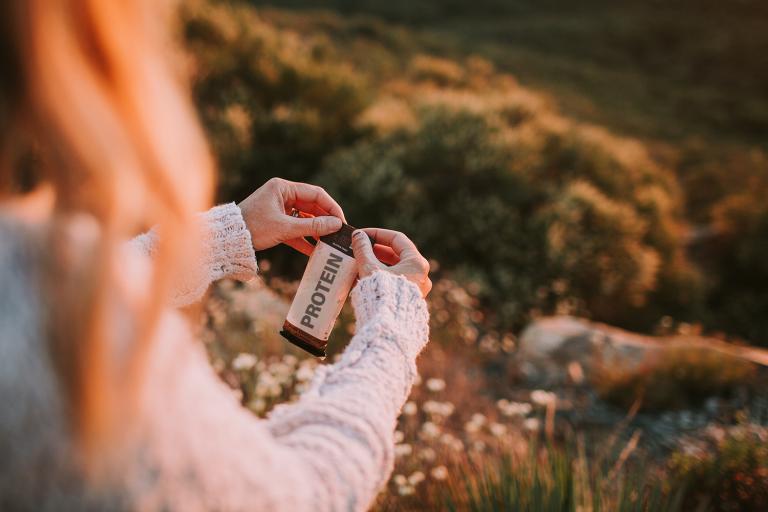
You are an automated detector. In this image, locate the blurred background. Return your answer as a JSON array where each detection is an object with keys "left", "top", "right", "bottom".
[{"left": 187, "top": 0, "right": 768, "bottom": 509}]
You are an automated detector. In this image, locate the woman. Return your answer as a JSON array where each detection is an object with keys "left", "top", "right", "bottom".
[{"left": 0, "top": 0, "right": 431, "bottom": 511}]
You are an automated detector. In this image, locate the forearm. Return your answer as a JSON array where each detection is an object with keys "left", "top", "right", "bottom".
[
  {"left": 140, "top": 273, "right": 428, "bottom": 511},
  {"left": 266, "top": 272, "right": 429, "bottom": 511},
  {"left": 128, "top": 203, "right": 258, "bottom": 307}
]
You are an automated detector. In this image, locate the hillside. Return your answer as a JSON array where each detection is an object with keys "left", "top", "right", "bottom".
[{"left": 187, "top": 0, "right": 768, "bottom": 343}]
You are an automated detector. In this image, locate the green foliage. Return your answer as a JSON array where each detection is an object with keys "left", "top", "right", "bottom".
[
  {"left": 442, "top": 446, "right": 683, "bottom": 512},
  {"left": 182, "top": 0, "right": 371, "bottom": 201},
  {"left": 593, "top": 346, "right": 757, "bottom": 411},
  {"left": 318, "top": 76, "right": 696, "bottom": 331},
  {"left": 445, "top": 451, "right": 574, "bottom": 511},
  {"left": 669, "top": 426, "right": 768, "bottom": 511},
  {"left": 186, "top": 0, "right": 768, "bottom": 342},
  {"left": 704, "top": 189, "right": 768, "bottom": 345},
  {"left": 543, "top": 181, "right": 659, "bottom": 320}
]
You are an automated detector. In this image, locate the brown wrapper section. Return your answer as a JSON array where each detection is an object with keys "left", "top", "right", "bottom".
[{"left": 281, "top": 320, "right": 328, "bottom": 358}]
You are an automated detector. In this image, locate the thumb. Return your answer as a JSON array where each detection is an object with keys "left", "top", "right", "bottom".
[
  {"left": 284, "top": 215, "right": 342, "bottom": 239},
  {"left": 351, "top": 230, "right": 381, "bottom": 275}
]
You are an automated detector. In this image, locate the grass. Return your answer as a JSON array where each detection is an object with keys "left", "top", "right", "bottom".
[
  {"left": 440, "top": 447, "right": 685, "bottom": 512},
  {"left": 669, "top": 425, "right": 768, "bottom": 511}
]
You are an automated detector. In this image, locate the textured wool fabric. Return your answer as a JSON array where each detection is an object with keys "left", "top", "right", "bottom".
[
  {"left": 129, "top": 203, "right": 259, "bottom": 307},
  {"left": 0, "top": 204, "right": 430, "bottom": 511}
]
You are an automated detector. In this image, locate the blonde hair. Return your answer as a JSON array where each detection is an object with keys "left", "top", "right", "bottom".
[{"left": 0, "top": 0, "right": 214, "bottom": 467}]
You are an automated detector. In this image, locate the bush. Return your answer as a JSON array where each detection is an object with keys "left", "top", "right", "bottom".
[
  {"left": 182, "top": 0, "right": 371, "bottom": 201},
  {"left": 704, "top": 189, "right": 768, "bottom": 345},
  {"left": 593, "top": 345, "right": 757, "bottom": 411},
  {"left": 318, "top": 73, "right": 698, "bottom": 331},
  {"left": 669, "top": 425, "right": 768, "bottom": 511},
  {"left": 185, "top": 1, "right": 703, "bottom": 335},
  {"left": 543, "top": 181, "right": 660, "bottom": 320}
]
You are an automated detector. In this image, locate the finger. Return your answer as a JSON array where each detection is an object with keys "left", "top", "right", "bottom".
[
  {"left": 362, "top": 228, "right": 420, "bottom": 259},
  {"left": 284, "top": 215, "right": 342, "bottom": 240},
  {"left": 391, "top": 254, "right": 430, "bottom": 277},
  {"left": 373, "top": 244, "right": 399, "bottom": 266},
  {"left": 283, "top": 237, "right": 316, "bottom": 256},
  {"left": 285, "top": 182, "right": 346, "bottom": 222},
  {"left": 351, "top": 230, "right": 383, "bottom": 273}
]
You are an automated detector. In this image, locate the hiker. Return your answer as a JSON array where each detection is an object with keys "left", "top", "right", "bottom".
[{"left": 0, "top": 1, "right": 430, "bottom": 510}]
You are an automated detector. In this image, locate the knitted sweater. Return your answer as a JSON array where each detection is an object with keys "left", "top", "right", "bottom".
[{"left": 0, "top": 203, "right": 430, "bottom": 512}]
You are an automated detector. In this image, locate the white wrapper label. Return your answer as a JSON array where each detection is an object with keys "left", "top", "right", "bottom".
[{"left": 285, "top": 240, "right": 357, "bottom": 341}]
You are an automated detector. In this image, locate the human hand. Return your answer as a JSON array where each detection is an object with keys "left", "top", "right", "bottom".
[
  {"left": 351, "top": 228, "right": 432, "bottom": 297},
  {"left": 239, "top": 178, "right": 346, "bottom": 255}
]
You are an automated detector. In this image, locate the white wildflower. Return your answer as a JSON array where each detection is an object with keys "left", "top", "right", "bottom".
[
  {"left": 464, "top": 414, "right": 486, "bottom": 434},
  {"left": 423, "top": 400, "right": 439, "bottom": 414},
  {"left": 402, "top": 401, "right": 418, "bottom": 416},
  {"left": 471, "top": 413, "right": 486, "bottom": 425},
  {"left": 248, "top": 398, "right": 266, "bottom": 413},
  {"left": 419, "top": 447, "right": 436, "bottom": 462},
  {"left": 394, "top": 430, "right": 405, "bottom": 443},
  {"left": 524, "top": 418, "right": 541, "bottom": 431},
  {"left": 497, "top": 399, "right": 533, "bottom": 417},
  {"left": 464, "top": 421, "right": 481, "bottom": 434},
  {"left": 423, "top": 400, "right": 454, "bottom": 417},
  {"left": 420, "top": 421, "right": 440, "bottom": 440},
  {"left": 530, "top": 390, "right": 556, "bottom": 406},
  {"left": 397, "top": 485, "right": 415, "bottom": 496},
  {"left": 393, "top": 474, "right": 407, "bottom": 486},
  {"left": 426, "top": 378, "right": 446, "bottom": 392},
  {"left": 295, "top": 364, "right": 315, "bottom": 382},
  {"left": 232, "top": 353, "right": 257, "bottom": 371},
  {"left": 408, "top": 471, "right": 425, "bottom": 486},
  {"left": 490, "top": 422, "right": 507, "bottom": 437},
  {"left": 269, "top": 362, "right": 293, "bottom": 384},
  {"left": 394, "top": 443, "right": 413, "bottom": 457},
  {"left": 431, "top": 465, "right": 449, "bottom": 481}
]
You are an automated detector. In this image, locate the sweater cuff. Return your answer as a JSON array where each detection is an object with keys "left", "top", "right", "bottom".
[
  {"left": 200, "top": 202, "right": 258, "bottom": 282},
  {"left": 351, "top": 271, "right": 430, "bottom": 359}
]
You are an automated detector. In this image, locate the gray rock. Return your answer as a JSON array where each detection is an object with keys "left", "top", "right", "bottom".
[{"left": 517, "top": 316, "right": 658, "bottom": 385}]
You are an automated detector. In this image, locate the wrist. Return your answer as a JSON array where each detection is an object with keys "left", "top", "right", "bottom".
[{"left": 351, "top": 271, "right": 430, "bottom": 357}]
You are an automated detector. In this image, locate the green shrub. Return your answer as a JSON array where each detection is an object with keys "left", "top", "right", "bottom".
[
  {"left": 593, "top": 345, "right": 757, "bottom": 411},
  {"left": 182, "top": 0, "right": 371, "bottom": 201},
  {"left": 705, "top": 189, "right": 768, "bottom": 345},
  {"left": 669, "top": 426, "right": 768, "bottom": 511},
  {"left": 185, "top": 2, "right": 702, "bottom": 334},
  {"left": 543, "top": 181, "right": 660, "bottom": 320},
  {"left": 318, "top": 78, "right": 698, "bottom": 331}
]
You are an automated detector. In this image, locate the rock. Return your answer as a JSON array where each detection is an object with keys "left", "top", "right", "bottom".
[
  {"left": 517, "top": 315, "right": 768, "bottom": 401},
  {"left": 517, "top": 316, "right": 660, "bottom": 385}
]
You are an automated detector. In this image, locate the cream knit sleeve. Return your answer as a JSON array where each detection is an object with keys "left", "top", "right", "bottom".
[
  {"left": 136, "top": 270, "right": 429, "bottom": 512},
  {"left": 263, "top": 271, "right": 430, "bottom": 510},
  {"left": 128, "top": 202, "right": 258, "bottom": 307}
]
